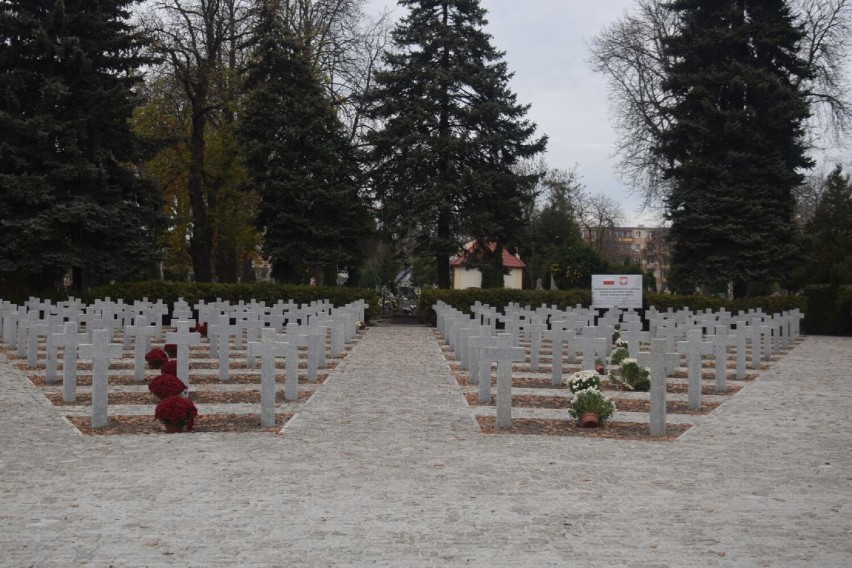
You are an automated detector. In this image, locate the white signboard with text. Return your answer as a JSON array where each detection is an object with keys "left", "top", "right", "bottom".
[{"left": 592, "top": 274, "right": 643, "bottom": 309}]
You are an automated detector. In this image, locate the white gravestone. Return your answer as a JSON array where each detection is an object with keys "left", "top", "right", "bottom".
[
  {"left": 165, "top": 320, "right": 201, "bottom": 392},
  {"left": 78, "top": 329, "right": 124, "bottom": 428},
  {"left": 677, "top": 329, "right": 714, "bottom": 410}
]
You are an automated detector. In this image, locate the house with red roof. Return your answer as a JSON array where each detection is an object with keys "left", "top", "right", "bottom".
[{"left": 450, "top": 241, "right": 526, "bottom": 289}]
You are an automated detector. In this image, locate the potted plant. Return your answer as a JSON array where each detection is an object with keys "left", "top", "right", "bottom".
[
  {"left": 568, "top": 369, "right": 602, "bottom": 393},
  {"left": 569, "top": 387, "right": 616, "bottom": 427},
  {"left": 609, "top": 358, "right": 651, "bottom": 392},
  {"left": 148, "top": 374, "right": 187, "bottom": 400},
  {"left": 154, "top": 395, "right": 198, "bottom": 433},
  {"left": 609, "top": 345, "right": 630, "bottom": 366},
  {"left": 144, "top": 348, "right": 169, "bottom": 370},
  {"left": 164, "top": 343, "right": 178, "bottom": 357},
  {"left": 161, "top": 359, "right": 177, "bottom": 376}
]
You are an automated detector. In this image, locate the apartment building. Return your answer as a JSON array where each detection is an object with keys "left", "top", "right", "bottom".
[{"left": 582, "top": 225, "right": 670, "bottom": 292}]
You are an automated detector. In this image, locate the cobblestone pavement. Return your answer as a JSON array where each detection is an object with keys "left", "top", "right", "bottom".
[{"left": 1, "top": 327, "right": 850, "bottom": 567}]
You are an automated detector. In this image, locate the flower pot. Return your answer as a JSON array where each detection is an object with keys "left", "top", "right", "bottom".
[
  {"left": 595, "top": 366, "right": 606, "bottom": 375},
  {"left": 162, "top": 420, "right": 184, "bottom": 433},
  {"left": 579, "top": 412, "right": 600, "bottom": 428}
]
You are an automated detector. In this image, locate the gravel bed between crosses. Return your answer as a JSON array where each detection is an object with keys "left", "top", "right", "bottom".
[
  {"left": 435, "top": 329, "right": 800, "bottom": 441},
  {"left": 6, "top": 327, "right": 367, "bottom": 436}
]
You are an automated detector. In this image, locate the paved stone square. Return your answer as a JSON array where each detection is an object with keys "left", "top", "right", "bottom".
[{"left": 1, "top": 326, "right": 850, "bottom": 567}]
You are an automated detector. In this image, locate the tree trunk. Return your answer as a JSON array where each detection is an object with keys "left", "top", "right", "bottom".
[{"left": 188, "top": 93, "right": 212, "bottom": 282}]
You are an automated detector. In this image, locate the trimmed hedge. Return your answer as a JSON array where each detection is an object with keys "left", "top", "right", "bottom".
[
  {"left": 82, "top": 281, "right": 381, "bottom": 319},
  {"left": 803, "top": 284, "right": 852, "bottom": 335}
]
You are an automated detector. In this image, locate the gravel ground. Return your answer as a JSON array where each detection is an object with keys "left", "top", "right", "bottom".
[{"left": 0, "top": 326, "right": 850, "bottom": 567}]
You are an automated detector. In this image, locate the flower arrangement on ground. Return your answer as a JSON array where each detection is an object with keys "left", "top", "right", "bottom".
[
  {"left": 609, "top": 358, "right": 651, "bottom": 392},
  {"left": 614, "top": 338, "right": 629, "bottom": 350},
  {"left": 148, "top": 374, "right": 187, "bottom": 400},
  {"left": 609, "top": 346, "right": 630, "bottom": 366},
  {"left": 569, "top": 387, "right": 616, "bottom": 427},
  {"left": 164, "top": 343, "right": 178, "bottom": 357},
  {"left": 161, "top": 359, "right": 177, "bottom": 376},
  {"left": 144, "top": 348, "right": 168, "bottom": 369},
  {"left": 154, "top": 395, "right": 198, "bottom": 432},
  {"left": 568, "top": 369, "right": 602, "bottom": 393},
  {"left": 191, "top": 323, "right": 208, "bottom": 337}
]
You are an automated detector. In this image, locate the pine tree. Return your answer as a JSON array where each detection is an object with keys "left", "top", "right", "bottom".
[
  {"left": 657, "top": 0, "right": 813, "bottom": 297},
  {"left": 238, "top": 1, "right": 370, "bottom": 284},
  {"left": 0, "top": 0, "right": 164, "bottom": 297},
  {"left": 803, "top": 166, "right": 852, "bottom": 284},
  {"left": 365, "top": 0, "right": 547, "bottom": 289}
]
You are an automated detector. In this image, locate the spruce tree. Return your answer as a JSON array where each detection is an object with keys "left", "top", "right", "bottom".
[
  {"left": 657, "top": 0, "right": 813, "bottom": 297},
  {"left": 365, "top": 0, "right": 547, "bottom": 289},
  {"left": 803, "top": 166, "right": 852, "bottom": 284},
  {"left": 238, "top": 2, "right": 370, "bottom": 284},
  {"left": 0, "top": 0, "right": 163, "bottom": 297}
]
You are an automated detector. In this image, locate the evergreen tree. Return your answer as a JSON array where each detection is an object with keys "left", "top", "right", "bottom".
[
  {"left": 365, "top": 0, "right": 547, "bottom": 289},
  {"left": 238, "top": 1, "right": 370, "bottom": 285},
  {"left": 657, "top": 0, "right": 813, "bottom": 297},
  {"left": 0, "top": 0, "right": 164, "bottom": 297},
  {"left": 802, "top": 165, "right": 852, "bottom": 284}
]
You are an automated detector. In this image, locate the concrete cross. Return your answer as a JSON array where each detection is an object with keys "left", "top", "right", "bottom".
[
  {"left": 248, "top": 332, "right": 292, "bottom": 427},
  {"left": 648, "top": 338, "right": 676, "bottom": 437},
  {"left": 483, "top": 342, "right": 526, "bottom": 429},
  {"left": 210, "top": 315, "right": 239, "bottom": 381},
  {"left": 477, "top": 334, "right": 512, "bottom": 403},
  {"left": 544, "top": 323, "right": 573, "bottom": 387},
  {"left": 709, "top": 325, "right": 736, "bottom": 393},
  {"left": 527, "top": 319, "right": 546, "bottom": 372},
  {"left": 78, "top": 329, "right": 124, "bottom": 428},
  {"left": 677, "top": 329, "right": 714, "bottom": 410},
  {"left": 165, "top": 320, "right": 201, "bottom": 391},
  {"left": 124, "top": 315, "right": 160, "bottom": 382},
  {"left": 575, "top": 334, "right": 608, "bottom": 371},
  {"left": 53, "top": 322, "right": 89, "bottom": 402}
]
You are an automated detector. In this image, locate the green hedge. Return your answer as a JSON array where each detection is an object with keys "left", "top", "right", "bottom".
[
  {"left": 418, "top": 288, "right": 810, "bottom": 328},
  {"left": 803, "top": 284, "right": 852, "bottom": 335},
  {"left": 82, "top": 281, "right": 381, "bottom": 319}
]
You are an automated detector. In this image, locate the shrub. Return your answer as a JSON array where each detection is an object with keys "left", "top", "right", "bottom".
[
  {"left": 610, "top": 358, "right": 651, "bottom": 392},
  {"left": 568, "top": 387, "right": 616, "bottom": 424},
  {"left": 609, "top": 346, "right": 629, "bottom": 366}
]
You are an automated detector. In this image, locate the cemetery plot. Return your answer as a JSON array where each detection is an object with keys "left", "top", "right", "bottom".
[
  {"left": 434, "top": 301, "right": 804, "bottom": 440},
  {"left": 0, "top": 297, "right": 369, "bottom": 435}
]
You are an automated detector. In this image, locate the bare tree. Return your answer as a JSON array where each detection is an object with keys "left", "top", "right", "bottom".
[
  {"left": 589, "top": 0, "right": 852, "bottom": 209},
  {"left": 574, "top": 191, "right": 625, "bottom": 262},
  {"left": 140, "top": 0, "right": 252, "bottom": 282}
]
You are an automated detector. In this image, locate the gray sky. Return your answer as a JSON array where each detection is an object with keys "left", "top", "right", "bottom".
[
  {"left": 365, "top": 0, "right": 852, "bottom": 227},
  {"left": 364, "top": 0, "right": 654, "bottom": 226}
]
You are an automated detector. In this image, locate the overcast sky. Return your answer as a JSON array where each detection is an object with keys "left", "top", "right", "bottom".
[
  {"left": 364, "top": 0, "right": 656, "bottom": 226},
  {"left": 364, "top": 0, "right": 852, "bottom": 227}
]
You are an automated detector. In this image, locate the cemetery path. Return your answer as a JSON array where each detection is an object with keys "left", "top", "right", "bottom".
[
  {"left": 1, "top": 331, "right": 851, "bottom": 567},
  {"left": 282, "top": 325, "right": 480, "bottom": 447}
]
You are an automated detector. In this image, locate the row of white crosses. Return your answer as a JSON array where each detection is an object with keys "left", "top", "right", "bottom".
[
  {"left": 439, "top": 301, "right": 804, "bottom": 436},
  {"left": 0, "top": 296, "right": 368, "bottom": 429}
]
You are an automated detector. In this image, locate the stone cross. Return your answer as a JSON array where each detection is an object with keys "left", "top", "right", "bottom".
[
  {"left": 165, "top": 320, "right": 201, "bottom": 391},
  {"left": 78, "top": 329, "right": 124, "bottom": 428},
  {"left": 125, "top": 315, "right": 160, "bottom": 382},
  {"left": 28, "top": 318, "right": 52, "bottom": 369},
  {"left": 544, "top": 323, "right": 573, "bottom": 387},
  {"left": 53, "top": 322, "right": 88, "bottom": 402},
  {"left": 528, "top": 319, "right": 546, "bottom": 372},
  {"left": 247, "top": 333, "right": 291, "bottom": 427},
  {"left": 732, "top": 321, "right": 749, "bottom": 380},
  {"left": 467, "top": 332, "right": 488, "bottom": 386},
  {"left": 483, "top": 342, "right": 525, "bottom": 429},
  {"left": 677, "top": 329, "right": 714, "bottom": 410},
  {"left": 620, "top": 328, "right": 649, "bottom": 357},
  {"left": 648, "top": 338, "right": 676, "bottom": 437},
  {"left": 477, "top": 334, "right": 512, "bottom": 403},
  {"left": 575, "top": 335, "right": 608, "bottom": 371},
  {"left": 709, "top": 325, "right": 736, "bottom": 393},
  {"left": 210, "top": 315, "right": 238, "bottom": 382}
]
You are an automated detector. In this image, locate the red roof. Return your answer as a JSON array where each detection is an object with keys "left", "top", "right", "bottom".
[{"left": 450, "top": 241, "right": 526, "bottom": 269}]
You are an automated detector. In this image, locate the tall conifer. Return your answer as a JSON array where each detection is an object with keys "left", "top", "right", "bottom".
[
  {"left": 658, "top": 0, "right": 813, "bottom": 297},
  {"left": 0, "top": 0, "right": 163, "bottom": 296},
  {"left": 365, "top": 0, "right": 546, "bottom": 289}
]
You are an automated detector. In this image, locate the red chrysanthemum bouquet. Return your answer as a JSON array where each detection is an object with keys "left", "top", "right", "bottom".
[
  {"left": 161, "top": 359, "right": 177, "bottom": 376},
  {"left": 154, "top": 395, "right": 198, "bottom": 432},
  {"left": 148, "top": 374, "right": 187, "bottom": 400},
  {"left": 144, "top": 348, "right": 169, "bottom": 369}
]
